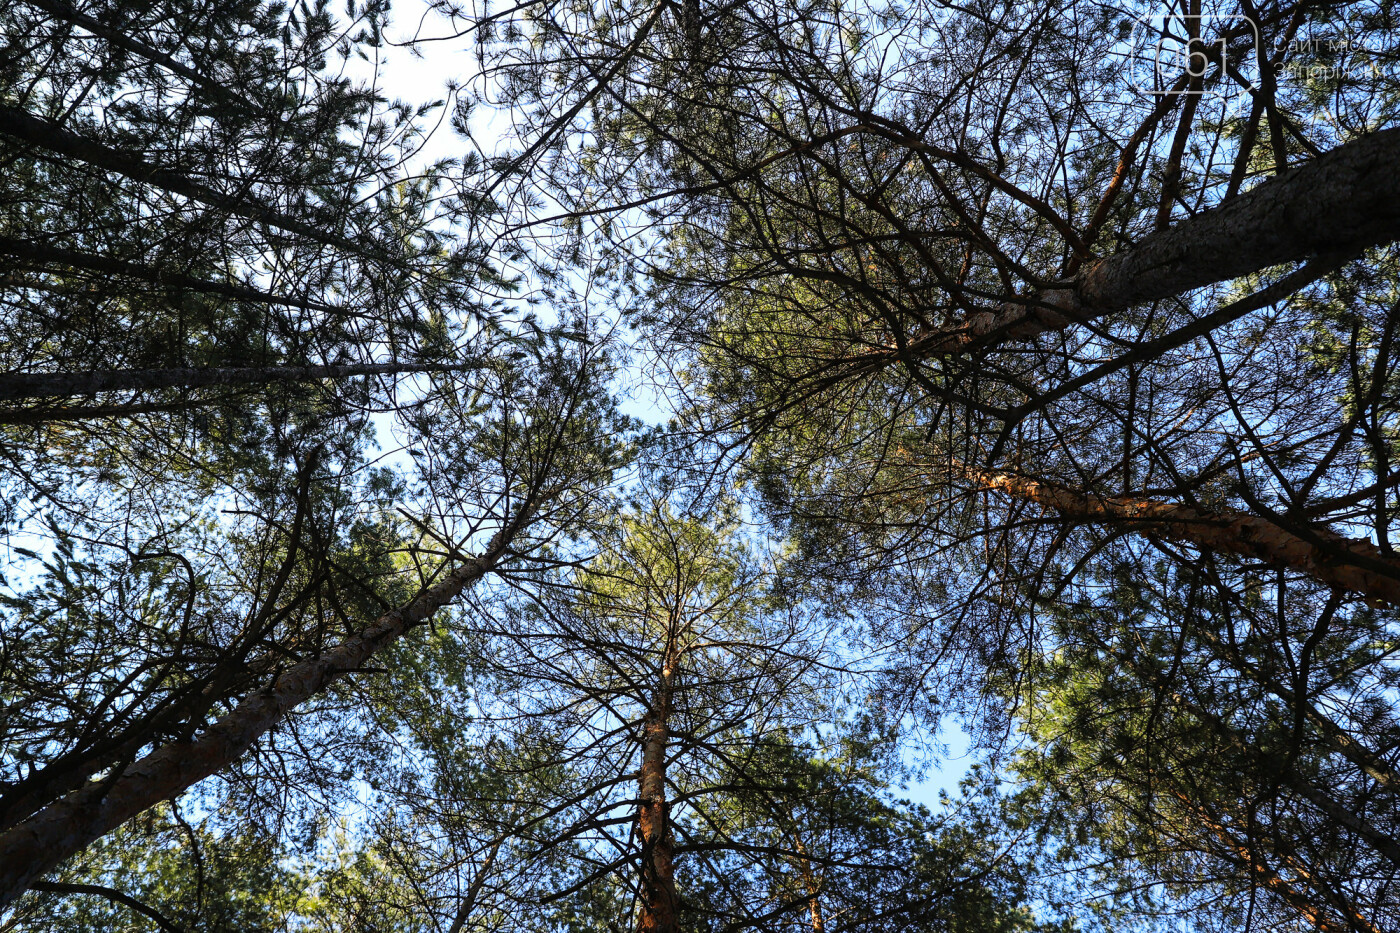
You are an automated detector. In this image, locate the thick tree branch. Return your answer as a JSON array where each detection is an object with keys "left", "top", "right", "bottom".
[
  {"left": 21, "top": 0, "right": 252, "bottom": 116},
  {"left": 30, "top": 880, "right": 184, "bottom": 933},
  {"left": 909, "top": 127, "right": 1400, "bottom": 355},
  {"left": 975, "top": 470, "right": 1400, "bottom": 606}
]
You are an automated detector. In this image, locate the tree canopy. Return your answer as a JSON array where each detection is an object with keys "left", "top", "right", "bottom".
[{"left": 2, "top": 0, "right": 1399, "bottom": 931}]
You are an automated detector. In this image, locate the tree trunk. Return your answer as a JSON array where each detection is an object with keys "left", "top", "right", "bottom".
[
  {"left": 0, "top": 361, "right": 481, "bottom": 403},
  {"left": 805, "top": 885, "right": 826, "bottom": 933},
  {"left": 790, "top": 833, "right": 826, "bottom": 933},
  {"left": 975, "top": 470, "right": 1400, "bottom": 606},
  {"left": 0, "top": 481, "right": 319, "bottom": 836},
  {"left": 635, "top": 661, "right": 678, "bottom": 933},
  {"left": 0, "top": 534, "right": 511, "bottom": 908},
  {"left": 909, "top": 127, "right": 1400, "bottom": 355}
]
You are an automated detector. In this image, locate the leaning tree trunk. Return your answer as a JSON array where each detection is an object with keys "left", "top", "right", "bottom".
[
  {"left": 982, "top": 471, "right": 1400, "bottom": 927},
  {"left": 905, "top": 127, "right": 1400, "bottom": 355},
  {"left": 635, "top": 660, "right": 679, "bottom": 933},
  {"left": 974, "top": 471, "right": 1400, "bottom": 606},
  {"left": 0, "top": 529, "right": 515, "bottom": 908}
]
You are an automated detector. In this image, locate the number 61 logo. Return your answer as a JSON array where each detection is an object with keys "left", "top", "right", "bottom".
[{"left": 1130, "top": 13, "right": 1259, "bottom": 101}]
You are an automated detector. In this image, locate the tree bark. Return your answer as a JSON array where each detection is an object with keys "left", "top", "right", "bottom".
[
  {"left": 0, "top": 361, "right": 481, "bottom": 402},
  {"left": 0, "top": 535, "right": 511, "bottom": 908},
  {"left": 908, "top": 127, "right": 1400, "bottom": 355},
  {"left": 975, "top": 471, "right": 1400, "bottom": 605},
  {"left": 635, "top": 661, "right": 678, "bottom": 933},
  {"left": 790, "top": 833, "right": 826, "bottom": 933}
]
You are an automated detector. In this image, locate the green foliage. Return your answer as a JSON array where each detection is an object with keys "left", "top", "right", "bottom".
[
  {"left": 11, "top": 1, "right": 1400, "bottom": 931},
  {"left": 13, "top": 805, "right": 307, "bottom": 932},
  {"left": 1009, "top": 554, "right": 1400, "bottom": 930}
]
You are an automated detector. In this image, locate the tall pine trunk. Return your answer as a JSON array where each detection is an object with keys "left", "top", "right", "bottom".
[
  {"left": 791, "top": 833, "right": 826, "bottom": 933},
  {"left": 635, "top": 660, "right": 678, "bottom": 933}
]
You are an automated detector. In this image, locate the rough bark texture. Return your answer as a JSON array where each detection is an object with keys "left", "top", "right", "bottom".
[
  {"left": 635, "top": 663, "right": 678, "bottom": 933},
  {"left": 910, "top": 127, "right": 1400, "bottom": 354},
  {"left": 0, "top": 543, "right": 506, "bottom": 908},
  {"left": 0, "top": 361, "right": 482, "bottom": 402},
  {"left": 791, "top": 834, "right": 826, "bottom": 933},
  {"left": 805, "top": 884, "right": 826, "bottom": 933},
  {"left": 976, "top": 471, "right": 1400, "bottom": 605}
]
